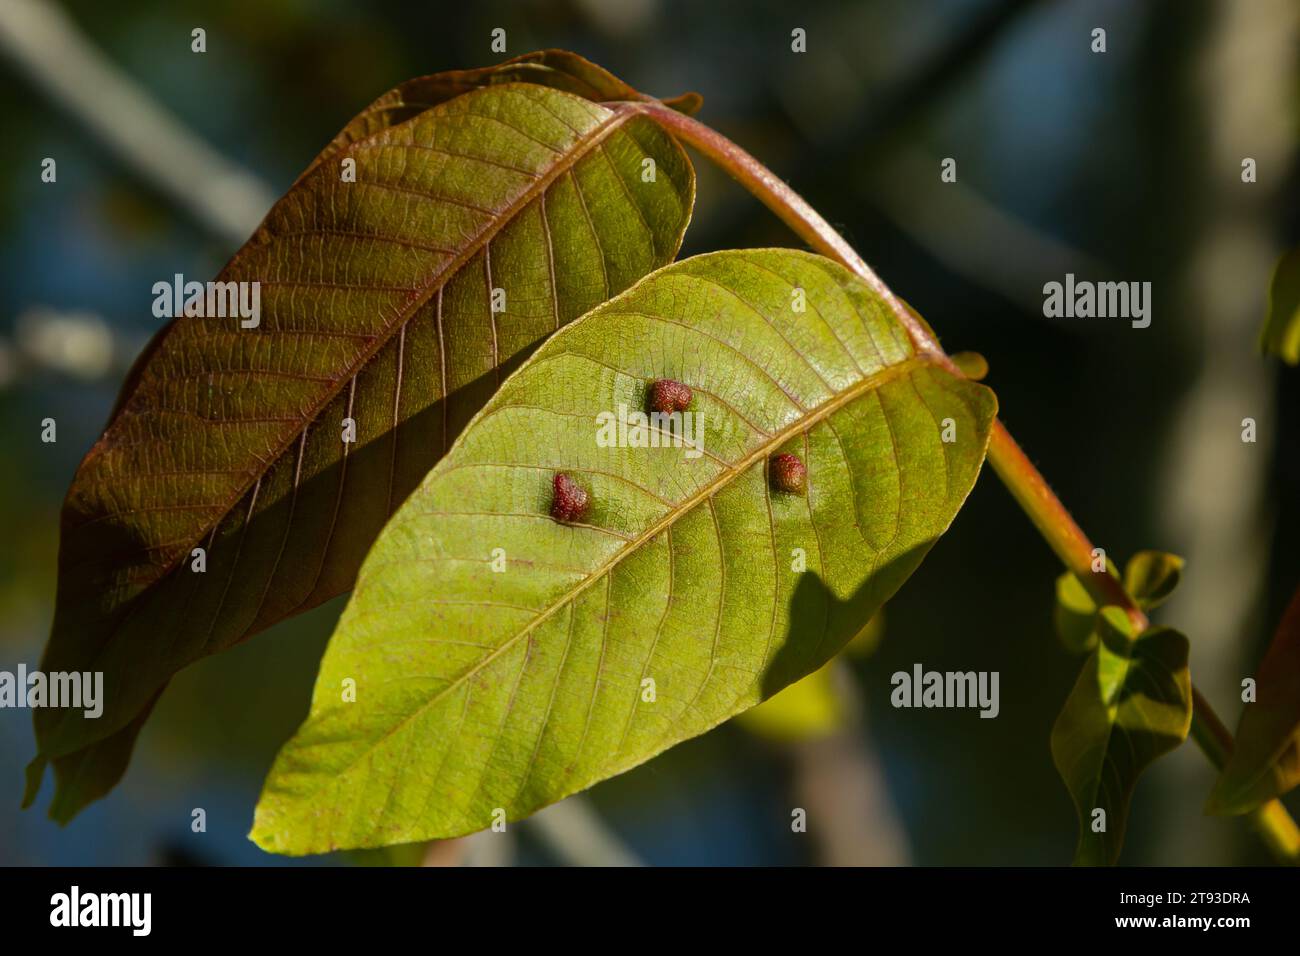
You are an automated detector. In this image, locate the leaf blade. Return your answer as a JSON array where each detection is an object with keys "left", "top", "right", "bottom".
[
  {"left": 32, "top": 65, "right": 695, "bottom": 819},
  {"left": 1123, "top": 549, "right": 1184, "bottom": 611},
  {"left": 1051, "top": 612, "right": 1192, "bottom": 865},
  {"left": 252, "top": 248, "right": 997, "bottom": 853}
]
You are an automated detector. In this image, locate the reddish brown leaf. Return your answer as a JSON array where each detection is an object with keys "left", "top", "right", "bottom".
[
  {"left": 1208, "top": 584, "right": 1300, "bottom": 814},
  {"left": 28, "top": 51, "right": 696, "bottom": 820}
]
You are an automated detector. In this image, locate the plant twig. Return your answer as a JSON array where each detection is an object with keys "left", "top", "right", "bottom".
[
  {"left": 634, "top": 103, "right": 950, "bottom": 368},
  {"left": 638, "top": 100, "right": 1300, "bottom": 865},
  {"left": 527, "top": 796, "right": 644, "bottom": 867},
  {"left": 865, "top": 145, "right": 1116, "bottom": 315},
  {"left": 0, "top": 0, "right": 273, "bottom": 244}
]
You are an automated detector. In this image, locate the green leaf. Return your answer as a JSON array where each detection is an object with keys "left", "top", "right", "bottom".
[
  {"left": 1051, "top": 609, "right": 1192, "bottom": 865},
  {"left": 1208, "top": 586, "right": 1300, "bottom": 815},
  {"left": 1123, "top": 550, "right": 1184, "bottom": 611},
  {"left": 28, "top": 52, "right": 696, "bottom": 821},
  {"left": 1260, "top": 247, "right": 1300, "bottom": 365},
  {"left": 1054, "top": 572, "right": 1100, "bottom": 654},
  {"left": 251, "top": 249, "right": 998, "bottom": 853},
  {"left": 735, "top": 665, "right": 845, "bottom": 742},
  {"left": 1053, "top": 552, "right": 1179, "bottom": 654},
  {"left": 1052, "top": 558, "right": 1118, "bottom": 655}
]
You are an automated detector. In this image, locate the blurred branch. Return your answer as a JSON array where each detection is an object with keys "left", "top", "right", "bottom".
[
  {"left": 866, "top": 145, "right": 1114, "bottom": 315},
  {"left": 0, "top": 0, "right": 273, "bottom": 244},
  {"left": 421, "top": 830, "right": 517, "bottom": 867},
  {"left": 417, "top": 796, "right": 641, "bottom": 867},
  {"left": 526, "top": 795, "right": 643, "bottom": 867},
  {"left": 789, "top": 663, "right": 911, "bottom": 866},
  {"left": 0, "top": 306, "right": 145, "bottom": 389},
  {"left": 788, "top": 0, "right": 1045, "bottom": 155}
]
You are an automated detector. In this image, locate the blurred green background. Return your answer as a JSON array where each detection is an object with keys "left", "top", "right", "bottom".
[{"left": 1, "top": 0, "right": 1297, "bottom": 865}]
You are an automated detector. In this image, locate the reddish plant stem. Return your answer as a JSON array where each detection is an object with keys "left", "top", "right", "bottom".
[
  {"left": 638, "top": 101, "right": 1300, "bottom": 863},
  {"left": 639, "top": 103, "right": 953, "bottom": 370}
]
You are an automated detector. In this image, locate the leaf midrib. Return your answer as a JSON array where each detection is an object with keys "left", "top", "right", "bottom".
[{"left": 332, "top": 350, "right": 937, "bottom": 777}]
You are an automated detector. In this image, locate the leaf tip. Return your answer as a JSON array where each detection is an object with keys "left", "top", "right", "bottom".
[
  {"left": 951, "top": 351, "right": 989, "bottom": 381},
  {"left": 661, "top": 91, "right": 704, "bottom": 116},
  {"left": 248, "top": 798, "right": 299, "bottom": 855}
]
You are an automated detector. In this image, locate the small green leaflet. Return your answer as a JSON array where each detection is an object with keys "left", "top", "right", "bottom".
[
  {"left": 1261, "top": 247, "right": 1300, "bottom": 364},
  {"left": 1053, "top": 550, "right": 1183, "bottom": 654},
  {"left": 1051, "top": 607, "right": 1192, "bottom": 865}
]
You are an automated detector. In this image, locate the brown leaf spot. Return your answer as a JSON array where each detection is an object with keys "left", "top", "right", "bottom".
[
  {"left": 648, "top": 378, "right": 692, "bottom": 415},
  {"left": 769, "top": 453, "right": 807, "bottom": 495},
  {"left": 550, "top": 472, "right": 589, "bottom": 522}
]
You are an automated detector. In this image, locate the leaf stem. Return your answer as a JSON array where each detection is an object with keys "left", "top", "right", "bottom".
[{"left": 639, "top": 101, "right": 1300, "bottom": 865}]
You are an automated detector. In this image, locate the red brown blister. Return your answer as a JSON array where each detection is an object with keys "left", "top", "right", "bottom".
[
  {"left": 769, "top": 453, "right": 807, "bottom": 495},
  {"left": 648, "top": 378, "right": 693, "bottom": 415},
  {"left": 550, "top": 472, "right": 590, "bottom": 522}
]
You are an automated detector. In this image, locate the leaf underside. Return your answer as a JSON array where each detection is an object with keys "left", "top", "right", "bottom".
[
  {"left": 30, "top": 51, "right": 696, "bottom": 821},
  {"left": 1051, "top": 614, "right": 1192, "bottom": 865},
  {"left": 1209, "top": 585, "right": 1300, "bottom": 814},
  {"left": 252, "top": 249, "right": 997, "bottom": 854}
]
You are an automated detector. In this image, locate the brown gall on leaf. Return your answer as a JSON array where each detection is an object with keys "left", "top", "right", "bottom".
[
  {"left": 550, "top": 473, "right": 589, "bottom": 522},
  {"left": 648, "top": 378, "right": 693, "bottom": 414},
  {"left": 770, "top": 453, "right": 807, "bottom": 495}
]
